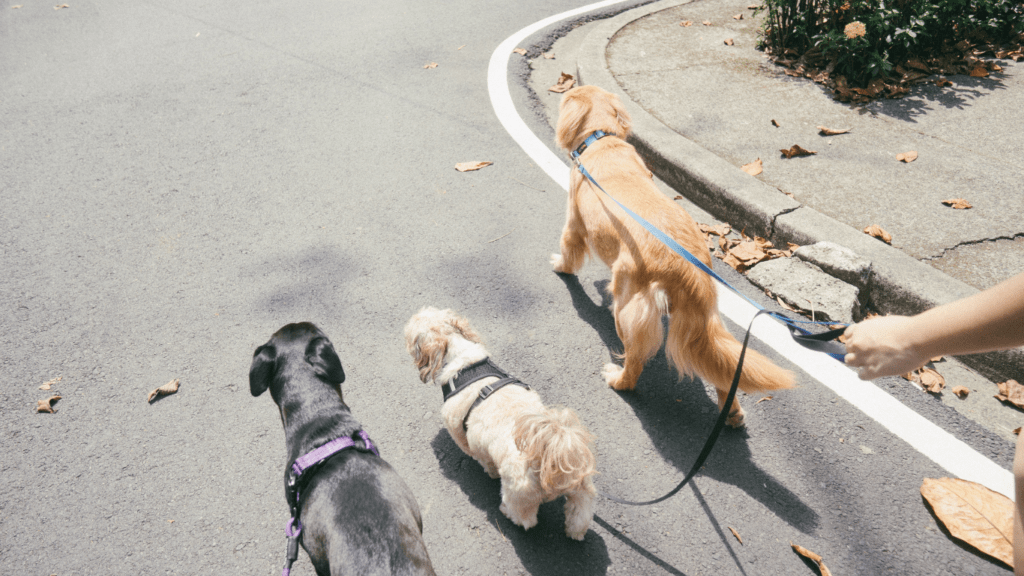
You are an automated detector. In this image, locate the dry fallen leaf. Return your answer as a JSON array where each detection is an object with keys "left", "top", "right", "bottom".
[
  {"left": 952, "top": 386, "right": 970, "bottom": 398},
  {"left": 548, "top": 72, "right": 575, "bottom": 93},
  {"left": 457, "top": 44, "right": 466, "bottom": 50},
  {"left": 935, "top": 77, "right": 953, "bottom": 87},
  {"left": 733, "top": 13, "right": 744, "bottom": 19},
  {"left": 54, "top": 4, "right": 69, "bottom": 9},
  {"left": 941, "top": 198, "right": 972, "bottom": 209},
  {"left": 995, "top": 379, "right": 1024, "bottom": 410},
  {"left": 680, "top": 20, "right": 693, "bottom": 27},
  {"left": 147, "top": 379, "right": 180, "bottom": 403},
  {"left": 702, "top": 20, "right": 711, "bottom": 26},
  {"left": 921, "top": 478, "right": 1013, "bottom": 567},
  {"left": 918, "top": 367, "right": 945, "bottom": 393},
  {"left": 698, "top": 222, "right": 732, "bottom": 237},
  {"left": 12, "top": 4, "right": 23, "bottom": 7},
  {"left": 1015, "top": 427, "right": 1022, "bottom": 435},
  {"left": 724, "top": 38, "right": 734, "bottom": 46},
  {"left": 39, "top": 376, "right": 62, "bottom": 390},
  {"left": 969, "top": 66, "right": 989, "bottom": 78},
  {"left": 791, "top": 543, "right": 832, "bottom": 576},
  {"left": 37, "top": 396, "right": 62, "bottom": 413},
  {"left": 455, "top": 161, "right": 493, "bottom": 172},
  {"left": 896, "top": 151, "right": 918, "bottom": 163},
  {"left": 513, "top": 48, "right": 527, "bottom": 56},
  {"left": 741, "top": 158, "right": 763, "bottom": 176},
  {"left": 863, "top": 224, "right": 892, "bottom": 244},
  {"left": 543, "top": 52, "right": 555, "bottom": 59},
  {"left": 423, "top": 62, "right": 438, "bottom": 69},
  {"left": 780, "top": 144, "right": 816, "bottom": 159},
  {"left": 771, "top": 119, "right": 781, "bottom": 127},
  {"left": 755, "top": 396, "right": 773, "bottom": 405},
  {"left": 817, "top": 125, "right": 850, "bottom": 136},
  {"left": 729, "top": 526, "right": 744, "bottom": 544}
]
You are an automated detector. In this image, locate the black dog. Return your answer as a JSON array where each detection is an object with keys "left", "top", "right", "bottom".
[{"left": 250, "top": 322, "right": 436, "bottom": 576}]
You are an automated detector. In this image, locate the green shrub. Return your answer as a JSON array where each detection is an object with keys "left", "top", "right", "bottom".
[{"left": 758, "top": 0, "right": 1024, "bottom": 89}]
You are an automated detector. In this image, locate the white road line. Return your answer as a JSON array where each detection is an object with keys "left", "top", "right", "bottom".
[{"left": 488, "top": 0, "right": 1014, "bottom": 499}]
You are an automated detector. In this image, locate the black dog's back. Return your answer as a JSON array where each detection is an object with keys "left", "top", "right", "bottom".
[{"left": 251, "top": 322, "right": 436, "bottom": 576}]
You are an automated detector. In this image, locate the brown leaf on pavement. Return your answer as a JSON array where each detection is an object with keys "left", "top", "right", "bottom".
[
  {"left": 543, "top": 52, "right": 555, "bottom": 59},
  {"left": 952, "top": 386, "right": 970, "bottom": 398},
  {"left": 920, "top": 478, "right": 1013, "bottom": 567},
  {"left": 513, "top": 48, "right": 527, "bottom": 56},
  {"left": 863, "top": 224, "right": 892, "bottom": 244},
  {"left": 896, "top": 151, "right": 918, "bottom": 163},
  {"left": 702, "top": 20, "right": 711, "bottom": 26},
  {"left": 771, "top": 119, "right": 781, "bottom": 127},
  {"left": 755, "top": 396, "right": 773, "bottom": 405},
  {"left": 37, "top": 396, "right": 62, "bottom": 413},
  {"left": 817, "top": 125, "right": 850, "bottom": 136},
  {"left": 729, "top": 526, "right": 744, "bottom": 544},
  {"left": 969, "top": 66, "right": 989, "bottom": 77},
  {"left": 39, "top": 376, "right": 62, "bottom": 390},
  {"left": 548, "top": 72, "right": 575, "bottom": 93},
  {"left": 741, "top": 158, "right": 763, "bottom": 176},
  {"left": 791, "top": 543, "right": 832, "bottom": 576},
  {"left": 780, "top": 145, "right": 816, "bottom": 159},
  {"left": 994, "top": 379, "right": 1024, "bottom": 409},
  {"left": 934, "top": 77, "right": 952, "bottom": 87},
  {"left": 733, "top": 13, "right": 744, "bottom": 19},
  {"left": 423, "top": 62, "right": 438, "bottom": 69},
  {"left": 698, "top": 223, "right": 732, "bottom": 237},
  {"left": 724, "top": 38, "right": 735, "bottom": 46},
  {"left": 455, "top": 161, "right": 493, "bottom": 172},
  {"left": 54, "top": 4, "right": 69, "bottom": 9},
  {"left": 680, "top": 20, "right": 693, "bottom": 27},
  {"left": 147, "top": 379, "right": 180, "bottom": 403},
  {"left": 942, "top": 198, "right": 972, "bottom": 209},
  {"left": 918, "top": 367, "right": 945, "bottom": 393}
]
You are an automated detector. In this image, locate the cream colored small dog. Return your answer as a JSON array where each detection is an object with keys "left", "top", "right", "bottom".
[
  {"left": 553, "top": 85, "right": 794, "bottom": 427},
  {"left": 404, "top": 307, "right": 597, "bottom": 540}
]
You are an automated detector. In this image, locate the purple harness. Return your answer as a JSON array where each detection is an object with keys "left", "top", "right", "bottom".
[{"left": 282, "top": 429, "right": 379, "bottom": 576}]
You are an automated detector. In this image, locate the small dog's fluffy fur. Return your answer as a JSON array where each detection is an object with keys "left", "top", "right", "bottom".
[
  {"left": 404, "top": 307, "right": 597, "bottom": 540},
  {"left": 552, "top": 85, "right": 794, "bottom": 427}
]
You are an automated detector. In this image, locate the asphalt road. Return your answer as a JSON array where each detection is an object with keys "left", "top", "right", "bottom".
[{"left": 0, "top": 0, "right": 1017, "bottom": 575}]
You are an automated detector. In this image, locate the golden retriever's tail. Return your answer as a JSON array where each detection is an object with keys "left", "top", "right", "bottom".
[
  {"left": 514, "top": 408, "right": 597, "bottom": 494},
  {"left": 665, "top": 306, "right": 794, "bottom": 395}
]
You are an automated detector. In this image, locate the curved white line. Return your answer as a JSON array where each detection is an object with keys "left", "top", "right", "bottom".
[{"left": 487, "top": 2, "right": 1013, "bottom": 498}]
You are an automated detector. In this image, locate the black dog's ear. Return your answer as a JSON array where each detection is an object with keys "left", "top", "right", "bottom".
[
  {"left": 306, "top": 337, "right": 345, "bottom": 385},
  {"left": 249, "top": 344, "right": 278, "bottom": 397}
]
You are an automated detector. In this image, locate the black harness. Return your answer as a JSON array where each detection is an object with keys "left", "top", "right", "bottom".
[{"left": 441, "top": 358, "right": 531, "bottom": 431}]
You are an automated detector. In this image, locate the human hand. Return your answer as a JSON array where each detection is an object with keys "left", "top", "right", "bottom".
[{"left": 843, "top": 315, "right": 927, "bottom": 380}]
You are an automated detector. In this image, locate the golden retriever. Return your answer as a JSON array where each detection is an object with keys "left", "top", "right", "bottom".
[{"left": 552, "top": 85, "right": 793, "bottom": 427}]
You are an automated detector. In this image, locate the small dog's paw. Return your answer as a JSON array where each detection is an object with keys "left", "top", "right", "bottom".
[
  {"left": 550, "top": 253, "right": 570, "bottom": 274},
  {"left": 566, "top": 526, "right": 587, "bottom": 541},
  {"left": 500, "top": 502, "right": 538, "bottom": 531},
  {"left": 725, "top": 407, "right": 746, "bottom": 429},
  {"left": 602, "top": 363, "right": 632, "bottom": 391},
  {"left": 484, "top": 465, "right": 500, "bottom": 479}
]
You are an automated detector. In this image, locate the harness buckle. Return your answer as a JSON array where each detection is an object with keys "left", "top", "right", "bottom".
[{"left": 477, "top": 384, "right": 496, "bottom": 400}]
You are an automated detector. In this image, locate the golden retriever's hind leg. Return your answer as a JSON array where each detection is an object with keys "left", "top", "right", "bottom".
[
  {"left": 716, "top": 387, "right": 746, "bottom": 428},
  {"left": 605, "top": 289, "right": 663, "bottom": 391}
]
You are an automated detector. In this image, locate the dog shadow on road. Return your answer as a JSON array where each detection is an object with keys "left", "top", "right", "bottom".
[
  {"left": 555, "top": 273, "right": 820, "bottom": 536},
  {"left": 430, "top": 431, "right": 612, "bottom": 576}
]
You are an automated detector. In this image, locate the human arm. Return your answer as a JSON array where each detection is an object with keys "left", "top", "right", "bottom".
[{"left": 844, "top": 271, "right": 1024, "bottom": 380}]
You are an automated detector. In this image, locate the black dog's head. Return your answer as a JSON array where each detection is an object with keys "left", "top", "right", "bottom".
[{"left": 249, "top": 322, "right": 346, "bottom": 405}]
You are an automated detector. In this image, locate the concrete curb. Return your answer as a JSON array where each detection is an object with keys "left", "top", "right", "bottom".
[{"left": 573, "top": 0, "right": 1022, "bottom": 381}]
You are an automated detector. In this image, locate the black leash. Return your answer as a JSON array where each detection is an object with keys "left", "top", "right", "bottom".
[{"left": 599, "top": 309, "right": 771, "bottom": 506}]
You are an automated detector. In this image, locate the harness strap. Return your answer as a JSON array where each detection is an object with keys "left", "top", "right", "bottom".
[
  {"left": 282, "top": 429, "right": 379, "bottom": 576},
  {"left": 462, "top": 376, "right": 532, "bottom": 431},
  {"left": 442, "top": 358, "right": 510, "bottom": 401}
]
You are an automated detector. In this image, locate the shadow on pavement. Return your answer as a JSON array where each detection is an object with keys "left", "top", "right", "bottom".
[
  {"left": 556, "top": 273, "right": 820, "bottom": 535},
  {"left": 430, "top": 430, "right": 612, "bottom": 576}
]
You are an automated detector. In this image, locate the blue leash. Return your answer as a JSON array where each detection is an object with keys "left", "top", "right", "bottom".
[{"left": 570, "top": 131, "right": 847, "bottom": 363}]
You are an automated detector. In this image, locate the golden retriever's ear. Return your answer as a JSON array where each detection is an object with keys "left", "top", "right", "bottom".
[
  {"left": 609, "top": 92, "right": 632, "bottom": 138},
  {"left": 556, "top": 89, "right": 589, "bottom": 152}
]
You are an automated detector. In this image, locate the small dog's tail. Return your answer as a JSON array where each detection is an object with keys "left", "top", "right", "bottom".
[
  {"left": 514, "top": 408, "right": 597, "bottom": 494},
  {"left": 666, "top": 305, "right": 794, "bottom": 394}
]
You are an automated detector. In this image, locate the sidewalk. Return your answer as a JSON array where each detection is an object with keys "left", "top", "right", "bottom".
[{"left": 530, "top": 0, "right": 1024, "bottom": 383}]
